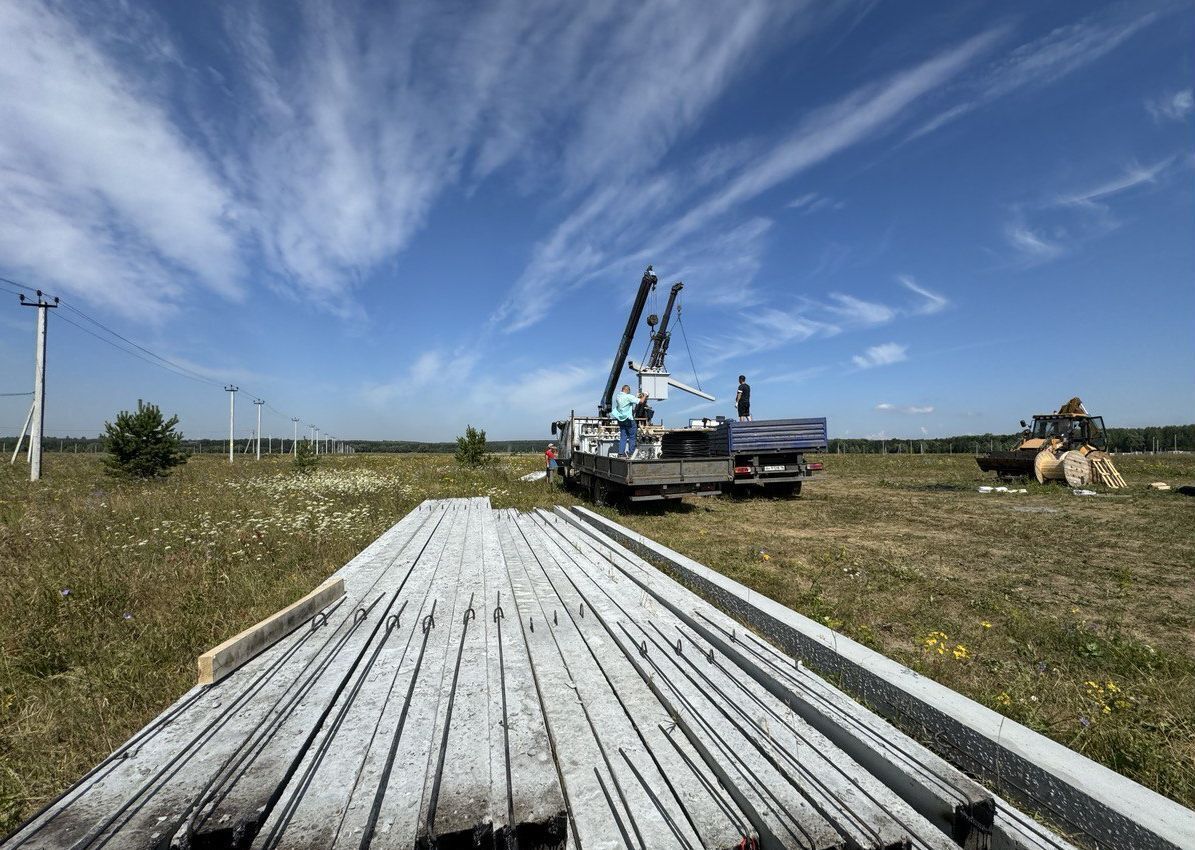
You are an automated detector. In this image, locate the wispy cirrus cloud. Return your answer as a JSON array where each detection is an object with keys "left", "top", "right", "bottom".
[
  {"left": 787, "top": 192, "right": 845, "bottom": 214},
  {"left": 826, "top": 293, "right": 896, "bottom": 326},
  {"left": 1055, "top": 158, "right": 1174, "bottom": 208},
  {"left": 875, "top": 402, "right": 934, "bottom": 414},
  {"left": 852, "top": 342, "right": 907, "bottom": 369},
  {"left": 0, "top": 2, "right": 241, "bottom": 320},
  {"left": 2, "top": 0, "right": 844, "bottom": 325},
  {"left": 495, "top": 25, "right": 1002, "bottom": 333},
  {"left": 910, "top": 6, "right": 1161, "bottom": 140},
  {"left": 897, "top": 275, "right": 948, "bottom": 315},
  {"left": 1004, "top": 221, "right": 1065, "bottom": 262},
  {"left": 1003, "top": 156, "right": 1178, "bottom": 265},
  {"left": 1146, "top": 88, "right": 1194, "bottom": 122}
]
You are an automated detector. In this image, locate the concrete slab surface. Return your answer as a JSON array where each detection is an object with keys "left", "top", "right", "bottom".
[{"left": 5, "top": 497, "right": 1159, "bottom": 850}]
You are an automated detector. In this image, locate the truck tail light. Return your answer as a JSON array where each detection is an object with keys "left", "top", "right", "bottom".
[
  {"left": 734, "top": 466, "right": 751, "bottom": 475},
  {"left": 807, "top": 462, "right": 823, "bottom": 471}
]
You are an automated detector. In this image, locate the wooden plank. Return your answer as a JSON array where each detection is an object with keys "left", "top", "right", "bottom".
[{"left": 198, "top": 576, "right": 346, "bottom": 685}]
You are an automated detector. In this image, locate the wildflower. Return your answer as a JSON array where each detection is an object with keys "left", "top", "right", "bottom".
[
  {"left": 952, "top": 644, "right": 969, "bottom": 660},
  {"left": 1079, "top": 715, "right": 1090, "bottom": 728},
  {"left": 996, "top": 692, "right": 1012, "bottom": 706},
  {"left": 980, "top": 621, "right": 992, "bottom": 629},
  {"left": 123, "top": 612, "right": 133, "bottom": 621},
  {"left": 60, "top": 588, "right": 72, "bottom": 597}
]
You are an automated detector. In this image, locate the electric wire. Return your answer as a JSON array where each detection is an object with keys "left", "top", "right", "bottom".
[{"left": 3, "top": 274, "right": 315, "bottom": 436}]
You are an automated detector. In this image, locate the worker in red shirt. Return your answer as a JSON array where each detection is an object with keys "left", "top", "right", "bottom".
[{"left": 544, "top": 443, "right": 558, "bottom": 483}]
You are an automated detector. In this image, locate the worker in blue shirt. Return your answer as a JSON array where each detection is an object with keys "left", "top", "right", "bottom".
[{"left": 613, "top": 384, "right": 639, "bottom": 457}]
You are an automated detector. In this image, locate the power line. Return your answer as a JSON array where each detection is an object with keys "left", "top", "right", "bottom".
[
  {"left": 0, "top": 275, "right": 39, "bottom": 294},
  {"left": 54, "top": 313, "right": 224, "bottom": 389},
  {"left": 59, "top": 302, "right": 226, "bottom": 388},
  {"left": 3, "top": 273, "right": 313, "bottom": 436}
]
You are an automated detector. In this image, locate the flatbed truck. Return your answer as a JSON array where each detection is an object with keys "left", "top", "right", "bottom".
[{"left": 552, "top": 265, "right": 827, "bottom": 506}]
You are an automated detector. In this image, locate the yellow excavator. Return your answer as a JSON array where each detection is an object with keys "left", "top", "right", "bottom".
[{"left": 976, "top": 397, "right": 1126, "bottom": 488}]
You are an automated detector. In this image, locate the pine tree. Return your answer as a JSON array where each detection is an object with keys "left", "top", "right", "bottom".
[
  {"left": 454, "top": 425, "right": 490, "bottom": 468},
  {"left": 293, "top": 438, "right": 319, "bottom": 475},
  {"left": 102, "top": 401, "right": 187, "bottom": 479}
]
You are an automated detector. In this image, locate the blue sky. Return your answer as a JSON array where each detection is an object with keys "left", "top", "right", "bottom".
[{"left": 1, "top": 0, "right": 1192, "bottom": 442}]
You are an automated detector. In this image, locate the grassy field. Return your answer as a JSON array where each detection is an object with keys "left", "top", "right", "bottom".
[{"left": 1, "top": 451, "right": 1192, "bottom": 833}]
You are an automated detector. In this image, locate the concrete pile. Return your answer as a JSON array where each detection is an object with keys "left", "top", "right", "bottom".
[{"left": 5, "top": 498, "right": 1097, "bottom": 850}]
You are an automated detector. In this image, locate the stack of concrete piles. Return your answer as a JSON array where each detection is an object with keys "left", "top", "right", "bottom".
[{"left": 4, "top": 498, "right": 1095, "bottom": 850}]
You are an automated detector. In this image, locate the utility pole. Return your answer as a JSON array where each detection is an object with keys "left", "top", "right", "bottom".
[
  {"left": 225, "top": 385, "right": 238, "bottom": 462},
  {"left": 19, "top": 291, "right": 58, "bottom": 481},
  {"left": 253, "top": 399, "right": 264, "bottom": 460},
  {"left": 292, "top": 418, "right": 300, "bottom": 455},
  {"left": 314, "top": 427, "right": 320, "bottom": 455}
]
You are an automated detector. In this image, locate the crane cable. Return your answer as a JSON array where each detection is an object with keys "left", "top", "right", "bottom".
[{"left": 675, "top": 301, "right": 702, "bottom": 392}]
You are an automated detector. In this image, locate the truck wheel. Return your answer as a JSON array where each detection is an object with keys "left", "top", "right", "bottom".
[
  {"left": 767, "top": 482, "right": 802, "bottom": 498},
  {"left": 593, "top": 477, "right": 613, "bottom": 507}
]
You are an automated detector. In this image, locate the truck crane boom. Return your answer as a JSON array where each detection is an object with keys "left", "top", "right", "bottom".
[
  {"left": 646, "top": 281, "right": 683, "bottom": 369},
  {"left": 599, "top": 265, "right": 657, "bottom": 416}
]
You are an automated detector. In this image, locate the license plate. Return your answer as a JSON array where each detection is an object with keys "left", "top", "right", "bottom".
[{"left": 763, "top": 465, "right": 786, "bottom": 472}]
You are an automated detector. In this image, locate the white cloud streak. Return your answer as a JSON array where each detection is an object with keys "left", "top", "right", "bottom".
[
  {"left": 875, "top": 402, "right": 933, "bottom": 414},
  {"left": 910, "top": 7, "right": 1160, "bottom": 139},
  {"left": 1146, "top": 89, "right": 1194, "bottom": 122},
  {"left": 1004, "top": 222, "right": 1064, "bottom": 262},
  {"left": 852, "top": 342, "right": 907, "bottom": 369},
  {"left": 496, "top": 25, "right": 1001, "bottom": 333},
  {"left": 0, "top": 2, "right": 241, "bottom": 320},
  {"left": 1055, "top": 158, "right": 1174, "bottom": 207},
  {"left": 897, "top": 275, "right": 948, "bottom": 314},
  {"left": 827, "top": 293, "right": 895, "bottom": 326}
]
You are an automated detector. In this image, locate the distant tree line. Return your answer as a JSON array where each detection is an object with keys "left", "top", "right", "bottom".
[
  {"left": 828, "top": 424, "right": 1195, "bottom": 454},
  {"left": 0, "top": 436, "right": 554, "bottom": 454},
  {"left": 4, "top": 425, "right": 1193, "bottom": 456}
]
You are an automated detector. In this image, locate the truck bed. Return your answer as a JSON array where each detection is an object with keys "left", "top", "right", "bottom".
[{"left": 572, "top": 451, "right": 732, "bottom": 486}]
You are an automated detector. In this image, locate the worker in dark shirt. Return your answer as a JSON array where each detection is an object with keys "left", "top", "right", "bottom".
[
  {"left": 633, "top": 393, "right": 654, "bottom": 424},
  {"left": 736, "top": 375, "right": 752, "bottom": 421}
]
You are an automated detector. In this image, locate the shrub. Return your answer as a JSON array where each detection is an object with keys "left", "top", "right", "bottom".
[
  {"left": 102, "top": 401, "right": 187, "bottom": 479},
  {"left": 454, "top": 425, "right": 490, "bottom": 468},
  {"left": 293, "top": 438, "right": 319, "bottom": 475}
]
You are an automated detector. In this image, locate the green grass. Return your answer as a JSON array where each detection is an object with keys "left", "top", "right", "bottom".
[{"left": 2, "top": 451, "right": 1193, "bottom": 833}]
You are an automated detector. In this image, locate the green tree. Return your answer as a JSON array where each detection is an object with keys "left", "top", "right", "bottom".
[
  {"left": 293, "top": 438, "right": 319, "bottom": 475},
  {"left": 454, "top": 424, "right": 490, "bottom": 468},
  {"left": 102, "top": 401, "right": 187, "bottom": 479}
]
